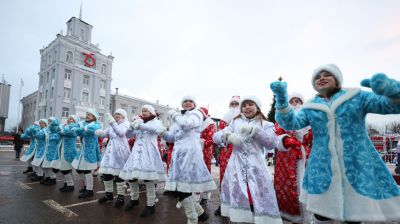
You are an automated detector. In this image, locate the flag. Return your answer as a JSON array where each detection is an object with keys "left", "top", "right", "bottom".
[{"left": 21, "top": 78, "right": 24, "bottom": 87}]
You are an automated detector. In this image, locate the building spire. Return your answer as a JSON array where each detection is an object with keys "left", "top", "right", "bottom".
[{"left": 79, "top": 0, "right": 82, "bottom": 20}]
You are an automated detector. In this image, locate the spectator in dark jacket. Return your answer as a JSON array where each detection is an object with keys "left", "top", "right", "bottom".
[{"left": 13, "top": 128, "right": 24, "bottom": 159}]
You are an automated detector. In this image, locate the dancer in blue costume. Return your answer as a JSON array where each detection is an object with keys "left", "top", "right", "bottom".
[
  {"left": 20, "top": 121, "right": 40, "bottom": 175},
  {"left": 270, "top": 64, "right": 400, "bottom": 223},
  {"left": 72, "top": 109, "right": 102, "bottom": 198},
  {"left": 58, "top": 115, "right": 80, "bottom": 192}
]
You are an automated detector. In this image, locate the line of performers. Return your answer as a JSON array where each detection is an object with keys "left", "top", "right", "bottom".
[{"left": 19, "top": 63, "right": 400, "bottom": 224}]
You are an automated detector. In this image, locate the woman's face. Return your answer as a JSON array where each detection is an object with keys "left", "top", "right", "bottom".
[
  {"left": 114, "top": 113, "right": 123, "bottom": 122},
  {"left": 241, "top": 100, "right": 258, "bottom": 118},
  {"left": 67, "top": 117, "right": 75, "bottom": 124},
  {"left": 86, "top": 113, "right": 95, "bottom": 121},
  {"left": 141, "top": 108, "right": 152, "bottom": 118},
  {"left": 314, "top": 71, "right": 338, "bottom": 95},
  {"left": 289, "top": 97, "right": 303, "bottom": 107},
  {"left": 182, "top": 100, "right": 195, "bottom": 110},
  {"left": 39, "top": 121, "right": 46, "bottom": 128}
]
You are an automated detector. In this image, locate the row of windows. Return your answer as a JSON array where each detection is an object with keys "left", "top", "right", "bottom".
[
  {"left": 42, "top": 50, "right": 107, "bottom": 74},
  {"left": 63, "top": 87, "right": 105, "bottom": 105},
  {"left": 66, "top": 51, "right": 107, "bottom": 74},
  {"left": 64, "top": 69, "right": 106, "bottom": 88}
]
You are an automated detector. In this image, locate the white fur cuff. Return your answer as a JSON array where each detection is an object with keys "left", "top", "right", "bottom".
[{"left": 277, "top": 134, "right": 290, "bottom": 151}]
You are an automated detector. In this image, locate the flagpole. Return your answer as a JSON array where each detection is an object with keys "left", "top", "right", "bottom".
[{"left": 16, "top": 78, "right": 23, "bottom": 131}]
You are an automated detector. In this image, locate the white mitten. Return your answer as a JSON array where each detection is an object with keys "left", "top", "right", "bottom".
[
  {"left": 240, "top": 124, "right": 254, "bottom": 136},
  {"left": 130, "top": 119, "right": 144, "bottom": 129},
  {"left": 167, "top": 110, "right": 180, "bottom": 120},
  {"left": 104, "top": 113, "right": 115, "bottom": 124},
  {"left": 222, "top": 132, "right": 231, "bottom": 144},
  {"left": 95, "top": 129, "right": 104, "bottom": 137},
  {"left": 227, "top": 133, "right": 244, "bottom": 146},
  {"left": 157, "top": 127, "right": 167, "bottom": 136}
]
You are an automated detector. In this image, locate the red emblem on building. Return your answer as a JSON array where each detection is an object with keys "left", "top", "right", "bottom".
[{"left": 82, "top": 52, "right": 96, "bottom": 67}]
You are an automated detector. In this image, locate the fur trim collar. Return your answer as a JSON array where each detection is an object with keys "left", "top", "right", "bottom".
[{"left": 201, "top": 117, "right": 215, "bottom": 131}]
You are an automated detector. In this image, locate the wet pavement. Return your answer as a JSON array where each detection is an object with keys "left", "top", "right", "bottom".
[
  {"left": 0, "top": 150, "right": 230, "bottom": 224},
  {"left": 2, "top": 150, "right": 399, "bottom": 224}
]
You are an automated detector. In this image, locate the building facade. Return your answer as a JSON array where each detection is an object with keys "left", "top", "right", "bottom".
[
  {"left": 0, "top": 80, "right": 11, "bottom": 133},
  {"left": 20, "top": 91, "right": 38, "bottom": 130},
  {"left": 110, "top": 89, "right": 174, "bottom": 127},
  {"left": 36, "top": 17, "right": 113, "bottom": 124}
]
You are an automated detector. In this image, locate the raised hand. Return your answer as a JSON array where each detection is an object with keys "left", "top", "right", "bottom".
[
  {"left": 361, "top": 73, "right": 400, "bottom": 98},
  {"left": 270, "top": 81, "right": 289, "bottom": 109}
]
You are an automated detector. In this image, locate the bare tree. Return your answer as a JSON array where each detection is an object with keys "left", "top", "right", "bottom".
[{"left": 386, "top": 121, "right": 400, "bottom": 134}]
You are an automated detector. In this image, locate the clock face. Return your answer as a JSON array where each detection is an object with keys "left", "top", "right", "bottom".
[{"left": 83, "top": 52, "right": 96, "bottom": 67}]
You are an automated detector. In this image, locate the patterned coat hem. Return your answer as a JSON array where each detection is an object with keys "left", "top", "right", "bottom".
[{"left": 165, "top": 180, "right": 216, "bottom": 193}]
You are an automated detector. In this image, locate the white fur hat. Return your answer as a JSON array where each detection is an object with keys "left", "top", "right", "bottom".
[
  {"left": 68, "top": 115, "right": 80, "bottom": 123},
  {"left": 142, "top": 105, "right": 156, "bottom": 116},
  {"left": 33, "top": 121, "right": 40, "bottom": 126},
  {"left": 86, "top": 108, "right": 99, "bottom": 120},
  {"left": 239, "top": 96, "right": 262, "bottom": 109},
  {"left": 114, "top": 108, "right": 127, "bottom": 119},
  {"left": 311, "top": 64, "right": 343, "bottom": 91},
  {"left": 39, "top": 119, "right": 48, "bottom": 126},
  {"left": 181, "top": 95, "right": 197, "bottom": 108},
  {"left": 288, "top": 92, "right": 304, "bottom": 104}
]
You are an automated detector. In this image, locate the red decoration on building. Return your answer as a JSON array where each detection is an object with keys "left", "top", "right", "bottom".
[{"left": 82, "top": 52, "right": 96, "bottom": 67}]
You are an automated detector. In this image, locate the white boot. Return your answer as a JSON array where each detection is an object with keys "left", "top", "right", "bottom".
[
  {"left": 194, "top": 202, "right": 204, "bottom": 216},
  {"left": 181, "top": 196, "right": 198, "bottom": 224},
  {"left": 146, "top": 182, "right": 156, "bottom": 206}
]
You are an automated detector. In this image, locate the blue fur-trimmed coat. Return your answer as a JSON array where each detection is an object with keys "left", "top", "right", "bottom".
[
  {"left": 20, "top": 125, "right": 40, "bottom": 162},
  {"left": 72, "top": 121, "right": 102, "bottom": 170},
  {"left": 276, "top": 88, "right": 400, "bottom": 221}
]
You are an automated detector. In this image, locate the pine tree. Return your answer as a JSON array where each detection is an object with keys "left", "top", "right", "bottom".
[{"left": 267, "top": 95, "right": 276, "bottom": 123}]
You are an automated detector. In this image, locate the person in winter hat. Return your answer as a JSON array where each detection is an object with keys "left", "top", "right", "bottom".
[
  {"left": 57, "top": 115, "right": 80, "bottom": 192},
  {"left": 30, "top": 119, "right": 48, "bottom": 182},
  {"left": 213, "top": 96, "right": 282, "bottom": 224},
  {"left": 40, "top": 117, "right": 62, "bottom": 186},
  {"left": 213, "top": 95, "right": 241, "bottom": 216},
  {"left": 120, "top": 105, "right": 166, "bottom": 217},
  {"left": 95, "top": 109, "right": 131, "bottom": 207},
  {"left": 274, "top": 92, "right": 313, "bottom": 223},
  {"left": 270, "top": 64, "right": 400, "bottom": 223},
  {"left": 162, "top": 95, "right": 217, "bottom": 224},
  {"left": 71, "top": 108, "right": 102, "bottom": 198},
  {"left": 20, "top": 121, "right": 41, "bottom": 175},
  {"left": 192, "top": 107, "right": 216, "bottom": 207}
]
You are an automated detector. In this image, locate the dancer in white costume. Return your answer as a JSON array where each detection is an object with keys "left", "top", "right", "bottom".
[
  {"left": 213, "top": 96, "right": 282, "bottom": 224},
  {"left": 162, "top": 95, "right": 217, "bottom": 224},
  {"left": 120, "top": 105, "right": 166, "bottom": 217},
  {"left": 96, "top": 109, "right": 131, "bottom": 207}
]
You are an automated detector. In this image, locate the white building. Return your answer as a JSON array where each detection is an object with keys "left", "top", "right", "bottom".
[
  {"left": 21, "top": 14, "right": 174, "bottom": 129},
  {"left": 0, "top": 78, "right": 11, "bottom": 133}
]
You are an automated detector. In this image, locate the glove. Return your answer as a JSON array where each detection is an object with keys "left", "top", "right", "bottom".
[
  {"left": 167, "top": 110, "right": 180, "bottom": 120},
  {"left": 222, "top": 132, "right": 231, "bottom": 144},
  {"left": 95, "top": 129, "right": 104, "bottom": 137},
  {"left": 270, "top": 81, "right": 289, "bottom": 110},
  {"left": 283, "top": 136, "right": 302, "bottom": 149},
  {"left": 158, "top": 127, "right": 167, "bottom": 136},
  {"left": 130, "top": 119, "right": 143, "bottom": 129},
  {"left": 240, "top": 124, "right": 254, "bottom": 136},
  {"left": 227, "top": 133, "right": 244, "bottom": 146},
  {"left": 104, "top": 113, "right": 115, "bottom": 124},
  {"left": 361, "top": 73, "right": 400, "bottom": 98}
]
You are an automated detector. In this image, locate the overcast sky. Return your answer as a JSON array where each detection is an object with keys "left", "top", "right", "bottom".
[{"left": 1, "top": 0, "right": 399, "bottom": 131}]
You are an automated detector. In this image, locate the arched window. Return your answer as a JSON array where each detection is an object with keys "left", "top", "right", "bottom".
[
  {"left": 101, "top": 64, "right": 107, "bottom": 74},
  {"left": 66, "top": 51, "right": 73, "bottom": 63},
  {"left": 81, "top": 89, "right": 90, "bottom": 102}
]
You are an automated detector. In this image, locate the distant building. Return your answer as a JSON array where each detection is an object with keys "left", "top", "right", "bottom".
[
  {"left": 0, "top": 78, "right": 11, "bottom": 132},
  {"left": 36, "top": 16, "right": 113, "bottom": 124},
  {"left": 20, "top": 91, "right": 38, "bottom": 129},
  {"left": 110, "top": 88, "right": 174, "bottom": 127}
]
